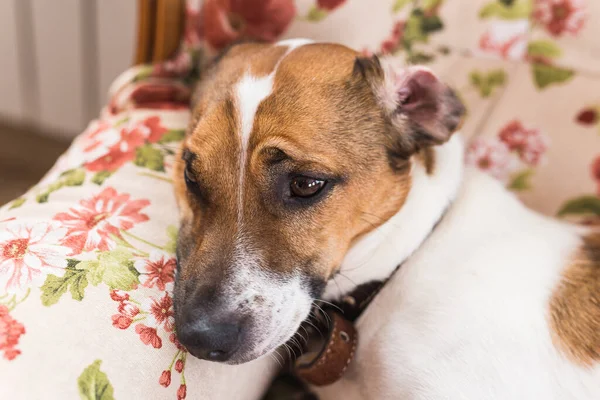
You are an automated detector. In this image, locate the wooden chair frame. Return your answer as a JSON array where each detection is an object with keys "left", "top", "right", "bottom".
[{"left": 134, "top": 0, "right": 186, "bottom": 65}]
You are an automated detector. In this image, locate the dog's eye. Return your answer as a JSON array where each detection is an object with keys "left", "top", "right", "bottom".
[
  {"left": 290, "top": 176, "right": 326, "bottom": 198},
  {"left": 184, "top": 164, "right": 197, "bottom": 186}
]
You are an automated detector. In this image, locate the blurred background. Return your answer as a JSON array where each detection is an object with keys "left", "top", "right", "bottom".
[{"left": 0, "top": 0, "right": 136, "bottom": 204}]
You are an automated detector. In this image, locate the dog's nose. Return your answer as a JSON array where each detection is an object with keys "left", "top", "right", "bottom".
[{"left": 177, "top": 319, "right": 241, "bottom": 362}]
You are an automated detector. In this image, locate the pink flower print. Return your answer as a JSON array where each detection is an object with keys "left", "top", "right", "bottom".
[
  {"left": 135, "top": 251, "right": 176, "bottom": 291},
  {"left": 53, "top": 187, "right": 150, "bottom": 254},
  {"left": 498, "top": 120, "right": 549, "bottom": 166},
  {"left": 465, "top": 138, "right": 517, "bottom": 182},
  {"left": 0, "top": 221, "right": 70, "bottom": 293},
  {"left": 533, "top": 0, "right": 586, "bottom": 37}
]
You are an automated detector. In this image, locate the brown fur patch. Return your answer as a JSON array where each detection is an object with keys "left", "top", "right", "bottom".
[{"left": 550, "top": 231, "right": 600, "bottom": 366}]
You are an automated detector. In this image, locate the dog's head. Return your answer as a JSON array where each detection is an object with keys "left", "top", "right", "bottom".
[{"left": 173, "top": 40, "right": 464, "bottom": 364}]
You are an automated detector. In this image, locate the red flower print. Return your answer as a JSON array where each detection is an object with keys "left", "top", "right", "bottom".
[
  {"left": 201, "top": 0, "right": 296, "bottom": 50},
  {"left": 110, "top": 289, "right": 129, "bottom": 302},
  {"left": 177, "top": 384, "right": 187, "bottom": 400},
  {"left": 175, "top": 359, "right": 184, "bottom": 373},
  {"left": 135, "top": 324, "right": 163, "bottom": 348},
  {"left": 81, "top": 121, "right": 118, "bottom": 155},
  {"left": 465, "top": 138, "right": 517, "bottom": 182},
  {"left": 111, "top": 300, "right": 140, "bottom": 329},
  {"left": 83, "top": 117, "right": 169, "bottom": 172},
  {"left": 170, "top": 332, "right": 186, "bottom": 351},
  {"left": 479, "top": 21, "right": 529, "bottom": 60},
  {"left": 141, "top": 116, "right": 169, "bottom": 144},
  {"left": 84, "top": 126, "right": 145, "bottom": 172},
  {"left": 592, "top": 155, "right": 600, "bottom": 196},
  {"left": 380, "top": 21, "right": 405, "bottom": 55},
  {"left": 317, "top": 0, "right": 346, "bottom": 11},
  {"left": 498, "top": 120, "right": 549, "bottom": 166},
  {"left": 0, "top": 221, "right": 70, "bottom": 293},
  {"left": 135, "top": 251, "right": 176, "bottom": 291},
  {"left": 112, "top": 314, "right": 134, "bottom": 329},
  {"left": 54, "top": 187, "right": 150, "bottom": 254},
  {"left": 146, "top": 293, "right": 175, "bottom": 332},
  {"left": 159, "top": 370, "right": 172, "bottom": 387},
  {"left": 0, "top": 305, "right": 26, "bottom": 360},
  {"left": 576, "top": 108, "right": 598, "bottom": 125},
  {"left": 533, "top": 0, "right": 586, "bottom": 37},
  {"left": 84, "top": 145, "right": 138, "bottom": 172}
]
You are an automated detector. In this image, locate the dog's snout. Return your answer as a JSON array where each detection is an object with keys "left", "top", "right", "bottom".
[{"left": 176, "top": 312, "right": 243, "bottom": 362}]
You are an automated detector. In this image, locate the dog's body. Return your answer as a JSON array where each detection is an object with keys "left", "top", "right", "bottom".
[
  {"left": 317, "top": 136, "right": 600, "bottom": 399},
  {"left": 173, "top": 39, "right": 600, "bottom": 399}
]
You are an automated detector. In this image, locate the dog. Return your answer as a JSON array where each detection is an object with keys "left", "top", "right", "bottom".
[{"left": 172, "top": 39, "right": 600, "bottom": 399}]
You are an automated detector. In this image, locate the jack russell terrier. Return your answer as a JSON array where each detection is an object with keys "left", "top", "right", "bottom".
[{"left": 172, "top": 39, "right": 600, "bottom": 399}]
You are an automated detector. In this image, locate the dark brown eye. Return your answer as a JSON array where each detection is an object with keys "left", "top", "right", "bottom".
[
  {"left": 184, "top": 164, "right": 197, "bottom": 186},
  {"left": 290, "top": 176, "right": 326, "bottom": 198}
]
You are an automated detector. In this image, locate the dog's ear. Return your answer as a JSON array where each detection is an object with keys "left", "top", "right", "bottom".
[{"left": 354, "top": 56, "right": 465, "bottom": 159}]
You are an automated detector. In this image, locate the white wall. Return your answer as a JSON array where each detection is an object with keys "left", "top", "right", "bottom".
[{"left": 0, "top": 0, "right": 136, "bottom": 139}]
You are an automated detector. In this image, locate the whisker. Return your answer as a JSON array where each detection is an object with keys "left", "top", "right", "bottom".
[
  {"left": 332, "top": 276, "right": 343, "bottom": 298},
  {"left": 314, "top": 298, "right": 343, "bottom": 314},
  {"left": 312, "top": 303, "right": 331, "bottom": 329},
  {"left": 338, "top": 272, "right": 358, "bottom": 288},
  {"left": 303, "top": 320, "right": 323, "bottom": 338},
  {"left": 299, "top": 325, "right": 310, "bottom": 345},
  {"left": 283, "top": 343, "right": 293, "bottom": 362},
  {"left": 269, "top": 352, "right": 283, "bottom": 368},
  {"left": 296, "top": 330, "right": 308, "bottom": 346}
]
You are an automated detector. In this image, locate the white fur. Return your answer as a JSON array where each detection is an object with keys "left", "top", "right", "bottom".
[
  {"left": 324, "top": 134, "right": 464, "bottom": 298},
  {"left": 229, "top": 39, "right": 315, "bottom": 359},
  {"left": 235, "top": 73, "right": 275, "bottom": 223},
  {"left": 226, "top": 243, "right": 313, "bottom": 360},
  {"left": 316, "top": 134, "right": 600, "bottom": 399}
]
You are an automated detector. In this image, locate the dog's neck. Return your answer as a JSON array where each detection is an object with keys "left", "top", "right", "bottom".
[{"left": 322, "top": 135, "right": 465, "bottom": 300}]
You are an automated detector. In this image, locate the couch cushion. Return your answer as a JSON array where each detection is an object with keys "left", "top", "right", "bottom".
[{"left": 0, "top": 59, "right": 277, "bottom": 398}]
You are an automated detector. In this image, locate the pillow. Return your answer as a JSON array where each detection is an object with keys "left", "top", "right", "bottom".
[{"left": 0, "top": 61, "right": 277, "bottom": 399}]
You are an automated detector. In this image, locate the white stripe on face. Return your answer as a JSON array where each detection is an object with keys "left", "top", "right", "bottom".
[
  {"left": 234, "top": 73, "right": 275, "bottom": 223},
  {"left": 233, "top": 39, "right": 314, "bottom": 225}
]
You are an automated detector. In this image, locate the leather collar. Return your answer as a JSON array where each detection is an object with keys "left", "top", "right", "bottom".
[
  {"left": 293, "top": 280, "right": 387, "bottom": 386},
  {"left": 292, "top": 203, "right": 452, "bottom": 387}
]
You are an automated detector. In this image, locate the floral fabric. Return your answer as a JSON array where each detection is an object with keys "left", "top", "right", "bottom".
[{"left": 2, "top": 0, "right": 599, "bottom": 399}]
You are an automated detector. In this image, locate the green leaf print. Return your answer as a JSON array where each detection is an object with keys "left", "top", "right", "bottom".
[
  {"left": 423, "top": 0, "right": 443, "bottom": 11},
  {"left": 306, "top": 6, "right": 328, "bottom": 22},
  {"left": 63, "top": 168, "right": 86, "bottom": 186},
  {"left": 41, "top": 265, "right": 89, "bottom": 306},
  {"left": 77, "top": 260, "right": 103, "bottom": 286},
  {"left": 532, "top": 63, "right": 574, "bottom": 89},
  {"left": 557, "top": 196, "right": 600, "bottom": 217},
  {"left": 97, "top": 247, "right": 140, "bottom": 290},
  {"left": 404, "top": 9, "right": 427, "bottom": 44},
  {"left": 507, "top": 169, "right": 534, "bottom": 191},
  {"left": 479, "top": 0, "right": 531, "bottom": 20},
  {"left": 392, "top": 0, "right": 411, "bottom": 13},
  {"left": 135, "top": 144, "right": 165, "bottom": 172},
  {"left": 91, "top": 171, "right": 113, "bottom": 185},
  {"left": 158, "top": 129, "right": 186, "bottom": 144},
  {"left": 527, "top": 40, "right": 562, "bottom": 59},
  {"left": 78, "top": 360, "right": 115, "bottom": 400},
  {"left": 9, "top": 198, "right": 26, "bottom": 209},
  {"left": 470, "top": 69, "right": 507, "bottom": 98},
  {"left": 421, "top": 15, "right": 443, "bottom": 34},
  {"left": 36, "top": 168, "right": 86, "bottom": 203}
]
